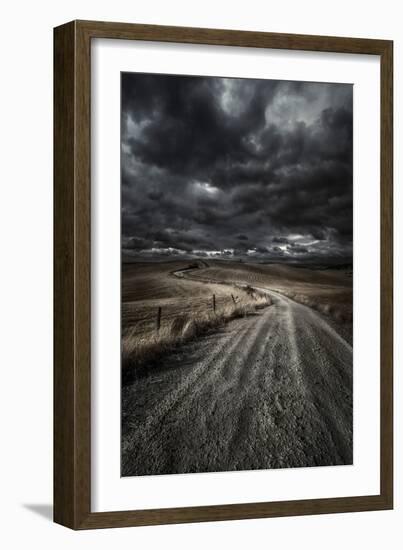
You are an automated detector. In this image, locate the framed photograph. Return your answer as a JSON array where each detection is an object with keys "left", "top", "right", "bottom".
[{"left": 54, "top": 20, "right": 393, "bottom": 529}]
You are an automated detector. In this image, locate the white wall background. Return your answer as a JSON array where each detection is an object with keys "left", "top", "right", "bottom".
[{"left": 0, "top": 0, "right": 400, "bottom": 548}]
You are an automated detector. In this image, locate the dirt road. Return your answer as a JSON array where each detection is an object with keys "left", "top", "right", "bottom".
[{"left": 122, "top": 290, "right": 353, "bottom": 476}]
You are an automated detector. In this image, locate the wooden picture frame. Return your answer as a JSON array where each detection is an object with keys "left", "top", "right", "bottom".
[{"left": 54, "top": 20, "right": 393, "bottom": 529}]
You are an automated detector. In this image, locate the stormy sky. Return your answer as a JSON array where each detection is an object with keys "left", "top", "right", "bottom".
[{"left": 121, "top": 72, "right": 353, "bottom": 265}]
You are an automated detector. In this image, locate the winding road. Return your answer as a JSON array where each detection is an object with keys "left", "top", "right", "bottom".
[{"left": 122, "top": 289, "right": 353, "bottom": 476}]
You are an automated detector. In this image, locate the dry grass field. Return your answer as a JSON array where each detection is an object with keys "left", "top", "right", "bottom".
[
  {"left": 185, "top": 260, "right": 353, "bottom": 323},
  {"left": 122, "top": 259, "right": 352, "bottom": 378},
  {"left": 122, "top": 259, "right": 271, "bottom": 375}
]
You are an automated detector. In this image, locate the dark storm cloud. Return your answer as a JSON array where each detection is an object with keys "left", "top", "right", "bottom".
[
  {"left": 287, "top": 243, "right": 309, "bottom": 254},
  {"left": 121, "top": 73, "right": 353, "bottom": 264},
  {"left": 272, "top": 237, "right": 289, "bottom": 244}
]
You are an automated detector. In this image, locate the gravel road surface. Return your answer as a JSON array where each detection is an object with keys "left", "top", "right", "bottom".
[{"left": 122, "top": 290, "right": 353, "bottom": 476}]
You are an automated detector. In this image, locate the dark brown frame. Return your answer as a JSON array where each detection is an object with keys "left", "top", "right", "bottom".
[{"left": 54, "top": 20, "right": 393, "bottom": 530}]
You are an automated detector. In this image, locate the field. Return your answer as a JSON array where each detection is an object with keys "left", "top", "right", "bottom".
[
  {"left": 122, "top": 259, "right": 352, "bottom": 378},
  {"left": 184, "top": 261, "right": 353, "bottom": 323}
]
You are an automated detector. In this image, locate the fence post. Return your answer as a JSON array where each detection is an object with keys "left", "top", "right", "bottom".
[
  {"left": 213, "top": 294, "right": 216, "bottom": 313},
  {"left": 157, "top": 306, "right": 162, "bottom": 331}
]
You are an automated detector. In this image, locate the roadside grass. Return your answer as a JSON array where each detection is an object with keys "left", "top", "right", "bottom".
[
  {"left": 184, "top": 262, "right": 352, "bottom": 324},
  {"left": 122, "top": 287, "right": 271, "bottom": 377},
  {"left": 275, "top": 288, "right": 352, "bottom": 323}
]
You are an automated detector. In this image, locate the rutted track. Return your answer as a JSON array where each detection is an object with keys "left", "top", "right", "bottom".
[{"left": 122, "top": 282, "right": 352, "bottom": 476}]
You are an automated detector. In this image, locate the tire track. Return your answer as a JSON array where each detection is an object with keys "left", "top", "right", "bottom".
[{"left": 122, "top": 284, "right": 353, "bottom": 476}]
